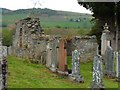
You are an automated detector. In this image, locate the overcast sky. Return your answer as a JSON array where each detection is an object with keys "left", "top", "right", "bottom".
[{"left": 0, "top": 0, "right": 92, "bottom": 14}]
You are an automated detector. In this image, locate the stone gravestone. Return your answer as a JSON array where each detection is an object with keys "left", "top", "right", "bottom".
[
  {"left": 91, "top": 55, "right": 104, "bottom": 89},
  {"left": 58, "top": 39, "right": 68, "bottom": 75},
  {"left": 50, "top": 37, "right": 59, "bottom": 72},
  {"left": 2, "top": 46, "right": 8, "bottom": 89},
  {"left": 104, "top": 46, "right": 115, "bottom": 78},
  {"left": 0, "top": 41, "right": 2, "bottom": 90},
  {"left": 101, "top": 23, "right": 111, "bottom": 56},
  {"left": 117, "top": 51, "right": 120, "bottom": 82},
  {"left": 46, "top": 41, "right": 52, "bottom": 68},
  {"left": 8, "top": 46, "right": 12, "bottom": 55},
  {"left": 0, "top": 42, "right": 8, "bottom": 90},
  {"left": 70, "top": 49, "right": 84, "bottom": 83}
]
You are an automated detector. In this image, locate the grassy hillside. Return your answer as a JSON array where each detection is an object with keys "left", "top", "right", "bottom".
[
  {"left": 1, "top": 8, "right": 93, "bottom": 30},
  {"left": 8, "top": 56, "right": 118, "bottom": 88}
]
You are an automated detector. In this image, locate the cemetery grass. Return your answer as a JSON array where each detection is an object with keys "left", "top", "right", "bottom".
[{"left": 8, "top": 56, "right": 118, "bottom": 88}]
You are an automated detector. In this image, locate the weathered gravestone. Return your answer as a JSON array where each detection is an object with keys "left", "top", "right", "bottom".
[
  {"left": 50, "top": 37, "right": 59, "bottom": 72},
  {"left": 2, "top": 46, "right": 8, "bottom": 90},
  {"left": 8, "top": 46, "right": 12, "bottom": 55},
  {"left": 0, "top": 41, "right": 2, "bottom": 90},
  {"left": 117, "top": 51, "right": 120, "bottom": 82},
  {"left": 104, "top": 46, "right": 115, "bottom": 78},
  {"left": 101, "top": 23, "right": 111, "bottom": 56},
  {"left": 91, "top": 55, "right": 104, "bottom": 89},
  {"left": 0, "top": 42, "right": 8, "bottom": 90},
  {"left": 58, "top": 39, "right": 68, "bottom": 74},
  {"left": 46, "top": 40, "right": 52, "bottom": 68},
  {"left": 69, "top": 49, "right": 84, "bottom": 83}
]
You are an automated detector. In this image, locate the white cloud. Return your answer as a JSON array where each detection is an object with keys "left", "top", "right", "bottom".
[{"left": 0, "top": 0, "right": 92, "bottom": 14}]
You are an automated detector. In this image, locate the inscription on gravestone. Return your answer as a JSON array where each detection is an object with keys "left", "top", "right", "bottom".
[
  {"left": 104, "top": 46, "right": 115, "bottom": 78},
  {"left": 91, "top": 55, "right": 104, "bottom": 89},
  {"left": 70, "top": 49, "right": 84, "bottom": 83}
]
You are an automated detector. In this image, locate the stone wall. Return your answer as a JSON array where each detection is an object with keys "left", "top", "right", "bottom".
[
  {"left": 12, "top": 17, "right": 98, "bottom": 63},
  {"left": 66, "top": 36, "right": 98, "bottom": 62}
]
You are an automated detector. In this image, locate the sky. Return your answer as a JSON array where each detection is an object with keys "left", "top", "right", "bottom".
[{"left": 0, "top": 0, "right": 92, "bottom": 14}]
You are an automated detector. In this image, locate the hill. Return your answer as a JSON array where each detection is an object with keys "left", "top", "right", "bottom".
[
  {"left": 8, "top": 56, "right": 118, "bottom": 88},
  {"left": 0, "top": 8, "right": 12, "bottom": 14},
  {"left": 1, "top": 8, "right": 93, "bottom": 29}
]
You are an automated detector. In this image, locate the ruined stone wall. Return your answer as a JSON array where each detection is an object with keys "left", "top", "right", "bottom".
[
  {"left": 12, "top": 17, "right": 47, "bottom": 63},
  {"left": 71, "top": 36, "right": 98, "bottom": 62}
]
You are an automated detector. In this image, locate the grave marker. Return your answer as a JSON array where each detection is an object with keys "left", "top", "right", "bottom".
[
  {"left": 70, "top": 49, "right": 84, "bottom": 82},
  {"left": 50, "top": 38, "right": 59, "bottom": 72},
  {"left": 91, "top": 55, "right": 104, "bottom": 89},
  {"left": 46, "top": 41, "right": 52, "bottom": 68},
  {"left": 58, "top": 39, "right": 68, "bottom": 74},
  {"left": 117, "top": 51, "right": 120, "bottom": 82},
  {"left": 104, "top": 46, "right": 115, "bottom": 78}
]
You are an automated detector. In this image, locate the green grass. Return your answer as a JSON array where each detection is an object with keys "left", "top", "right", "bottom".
[{"left": 8, "top": 56, "right": 118, "bottom": 88}]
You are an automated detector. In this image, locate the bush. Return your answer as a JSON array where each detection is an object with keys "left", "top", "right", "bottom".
[{"left": 2, "top": 28, "right": 14, "bottom": 46}]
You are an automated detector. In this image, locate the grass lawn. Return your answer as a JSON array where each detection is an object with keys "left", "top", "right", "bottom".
[{"left": 8, "top": 56, "right": 118, "bottom": 88}]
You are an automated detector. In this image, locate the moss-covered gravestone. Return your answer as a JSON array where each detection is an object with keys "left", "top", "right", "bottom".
[
  {"left": 104, "top": 46, "right": 115, "bottom": 78},
  {"left": 69, "top": 49, "right": 84, "bottom": 83},
  {"left": 91, "top": 55, "right": 104, "bottom": 89}
]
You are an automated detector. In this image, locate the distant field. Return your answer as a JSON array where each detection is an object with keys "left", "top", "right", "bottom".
[{"left": 2, "top": 13, "right": 93, "bottom": 30}]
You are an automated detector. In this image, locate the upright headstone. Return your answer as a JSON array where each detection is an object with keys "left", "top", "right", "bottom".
[
  {"left": 117, "top": 51, "right": 120, "bottom": 82},
  {"left": 46, "top": 41, "right": 52, "bottom": 68},
  {"left": 0, "top": 42, "right": 8, "bottom": 90},
  {"left": 0, "top": 41, "right": 2, "bottom": 90},
  {"left": 104, "top": 46, "right": 115, "bottom": 78},
  {"left": 58, "top": 39, "right": 68, "bottom": 74},
  {"left": 50, "top": 37, "right": 59, "bottom": 72},
  {"left": 8, "top": 46, "right": 12, "bottom": 55},
  {"left": 70, "top": 49, "right": 84, "bottom": 83},
  {"left": 91, "top": 55, "right": 104, "bottom": 89},
  {"left": 101, "top": 23, "right": 110, "bottom": 56}
]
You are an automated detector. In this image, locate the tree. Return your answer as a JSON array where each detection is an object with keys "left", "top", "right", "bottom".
[{"left": 78, "top": 2, "right": 120, "bottom": 45}]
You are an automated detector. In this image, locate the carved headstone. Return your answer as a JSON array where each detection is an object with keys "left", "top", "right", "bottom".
[
  {"left": 104, "top": 46, "right": 115, "bottom": 78},
  {"left": 91, "top": 55, "right": 104, "bottom": 89},
  {"left": 70, "top": 49, "right": 84, "bottom": 82},
  {"left": 58, "top": 39, "right": 68, "bottom": 74}
]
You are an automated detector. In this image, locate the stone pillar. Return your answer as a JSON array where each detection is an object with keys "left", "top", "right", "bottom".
[
  {"left": 69, "top": 49, "right": 84, "bottom": 83},
  {"left": 58, "top": 39, "right": 68, "bottom": 74},
  {"left": 91, "top": 55, "right": 104, "bottom": 89},
  {"left": 101, "top": 23, "right": 111, "bottom": 56},
  {"left": 104, "top": 46, "right": 115, "bottom": 78}
]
